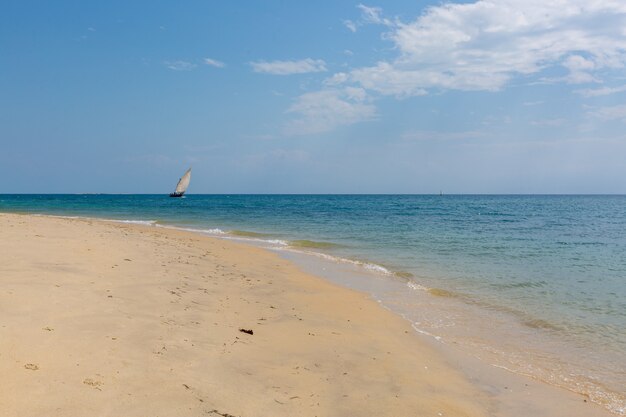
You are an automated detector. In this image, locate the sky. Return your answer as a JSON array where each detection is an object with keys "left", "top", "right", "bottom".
[{"left": 2, "top": 0, "right": 626, "bottom": 194}]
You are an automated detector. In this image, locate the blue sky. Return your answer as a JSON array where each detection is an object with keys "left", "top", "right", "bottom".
[{"left": 2, "top": 1, "right": 626, "bottom": 193}]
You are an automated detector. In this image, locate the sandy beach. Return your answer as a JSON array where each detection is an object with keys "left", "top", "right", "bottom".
[{"left": 0, "top": 213, "right": 615, "bottom": 416}]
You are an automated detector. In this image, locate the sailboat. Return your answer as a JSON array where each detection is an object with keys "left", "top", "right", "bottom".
[{"left": 169, "top": 168, "right": 191, "bottom": 197}]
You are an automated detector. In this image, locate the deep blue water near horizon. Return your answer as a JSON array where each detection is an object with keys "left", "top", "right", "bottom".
[{"left": 1, "top": 194, "right": 625, "bottom": 413}]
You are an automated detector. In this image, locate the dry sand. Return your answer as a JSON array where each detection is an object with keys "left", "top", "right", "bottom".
[{"left": 0, "top": 213, "right": 614, "bottom": 416}]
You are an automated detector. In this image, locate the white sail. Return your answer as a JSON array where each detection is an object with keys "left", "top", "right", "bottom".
[{"left": 174, "top": 168, "right": 191, "bottom": 194}]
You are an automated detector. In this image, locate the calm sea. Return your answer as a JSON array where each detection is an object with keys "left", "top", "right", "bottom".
[{"left": 1, "top": 194, "right": 625, "bottom": 414}]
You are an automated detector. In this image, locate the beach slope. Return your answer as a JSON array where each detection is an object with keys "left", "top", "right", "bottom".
[{"left": 0, "top": 213, "right": 489, "bottom": 417}]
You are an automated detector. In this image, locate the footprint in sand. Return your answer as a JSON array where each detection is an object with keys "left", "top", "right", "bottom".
[{"left": 24, "top": 363, "right": 39, "bottom": 371}]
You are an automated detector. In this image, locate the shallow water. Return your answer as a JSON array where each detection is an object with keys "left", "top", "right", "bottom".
[{"left": 1, "top": 194, "right": 625, "bottom": 414}]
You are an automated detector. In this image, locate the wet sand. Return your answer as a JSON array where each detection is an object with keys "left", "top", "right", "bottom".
[{"left": 0, "top": 213, "right": 614, "bottom": 416}]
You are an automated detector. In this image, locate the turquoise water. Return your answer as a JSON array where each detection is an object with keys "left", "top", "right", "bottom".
[{"left": 1, "top": 194, "right": 625, "bottom": 413}]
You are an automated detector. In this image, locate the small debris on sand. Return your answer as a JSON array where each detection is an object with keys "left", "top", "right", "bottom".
[{"left": 83, "top": 378, "right": 103, "bottom": 387}]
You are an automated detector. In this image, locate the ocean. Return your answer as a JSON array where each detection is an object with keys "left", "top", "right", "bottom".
[{"left": 1, "top": 194, "right": 624, "bottom": 414}]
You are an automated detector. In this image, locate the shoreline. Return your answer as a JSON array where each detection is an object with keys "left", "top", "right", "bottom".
[
  {"left": 0, "top": 213, "right": 616, "bottom": 416},
  {"left": 275, "top": 246, "right": 622, "bottom": 417}
]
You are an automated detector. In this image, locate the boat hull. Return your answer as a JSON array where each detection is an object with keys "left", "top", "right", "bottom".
[{"left": 169, "top": 192, "right": 185, "bottom": 198}]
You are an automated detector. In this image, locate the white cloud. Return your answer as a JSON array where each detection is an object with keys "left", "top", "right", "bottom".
[
  {"left": 344, "top": 86, "right": 368, "bottom": 101},
  {"left": 357, "top": 4, "right": 391, "bottom": 26},
  {"left": 343, "top": 20, "right": 357, "bottom": 32},
  {"left": 250, "top": 58, "right": 327, "bottom": 75},
  {"left": 204, "top": 58, "right": 225, "bottom": 68},
  {"left": 576, "top": 85, "right": 626, "bottom": 97},
  {"left": 271, "top": 1, "right": 626, "bottom": 135},
  {"left": 539, "top": 54, "right": 599, "bottom": 84},
  {"left": 357, "top": 4, "right": 391, "bottom": 25},
  {"left": 343, "top": 4, "right": 393, "bottom": 33},
  {"left": 563, "top": 55, "right": 595, "bottom": 72},
  {"left": 561, "top": 55, "right": 598, "bottom": 84},
  {"left": 324, "top": 72, "right": 349, "bottom": 86},
  {"left": 350, "top": 62, "right": 434, "bottom": 96},
  {"left": 589, "top": 104, "right": 626, "bottom": 121},
  {"left": 284, "top": 88, "right": 376, "bottom": 135},
  {"left": 164, "top": 60, "right": 197, "bottom": 71},
  {"left": 337, "top": 1, "right": 626, "bottom": 96}
]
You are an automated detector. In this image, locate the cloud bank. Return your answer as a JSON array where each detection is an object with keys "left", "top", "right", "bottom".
[
  {"left": 344, "top": 1, "right": 626, "bottom": 96},
  {"left": 289, "top": 1, "right": 626, "bottom": 134}
]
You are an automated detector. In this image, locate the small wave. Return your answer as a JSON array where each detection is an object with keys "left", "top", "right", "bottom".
[
  {"left": 229, "top": 230, "right": 273, "bottom": 238},
  {"left": 289, "top": 239, "right": 342, "bottom": 249},
  {"left": 411, "top": 323, "right": 443, "bottom": 342},
  {"left": 196, "top": 228, "right": 227, "bottom": 235},
  {"left": 157, "top": 225, "right": 227, "bottom": 235},
  {"left": 362, "top": 262, "right": 393, "bottom": 274},
  {"left": 407, "top": 281, "right": 430, "bottom": 292},
  {"left": 280, "top": 247, "right": 393, "bottom": 276},
  {"left": 156, "top": 224, "right": 292, "bottom": 246},
  {"left": 107, "top": 219, "right": 158, "bottom": 226},
  {"left": 262, "top": 239, "right": 290, "bottom": 246},
  {"left": 163, "top": 225, "right": 289, "bottom": 246},
  {"left": 407, "top": 281, "right": 458, "bottom": 298}
]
